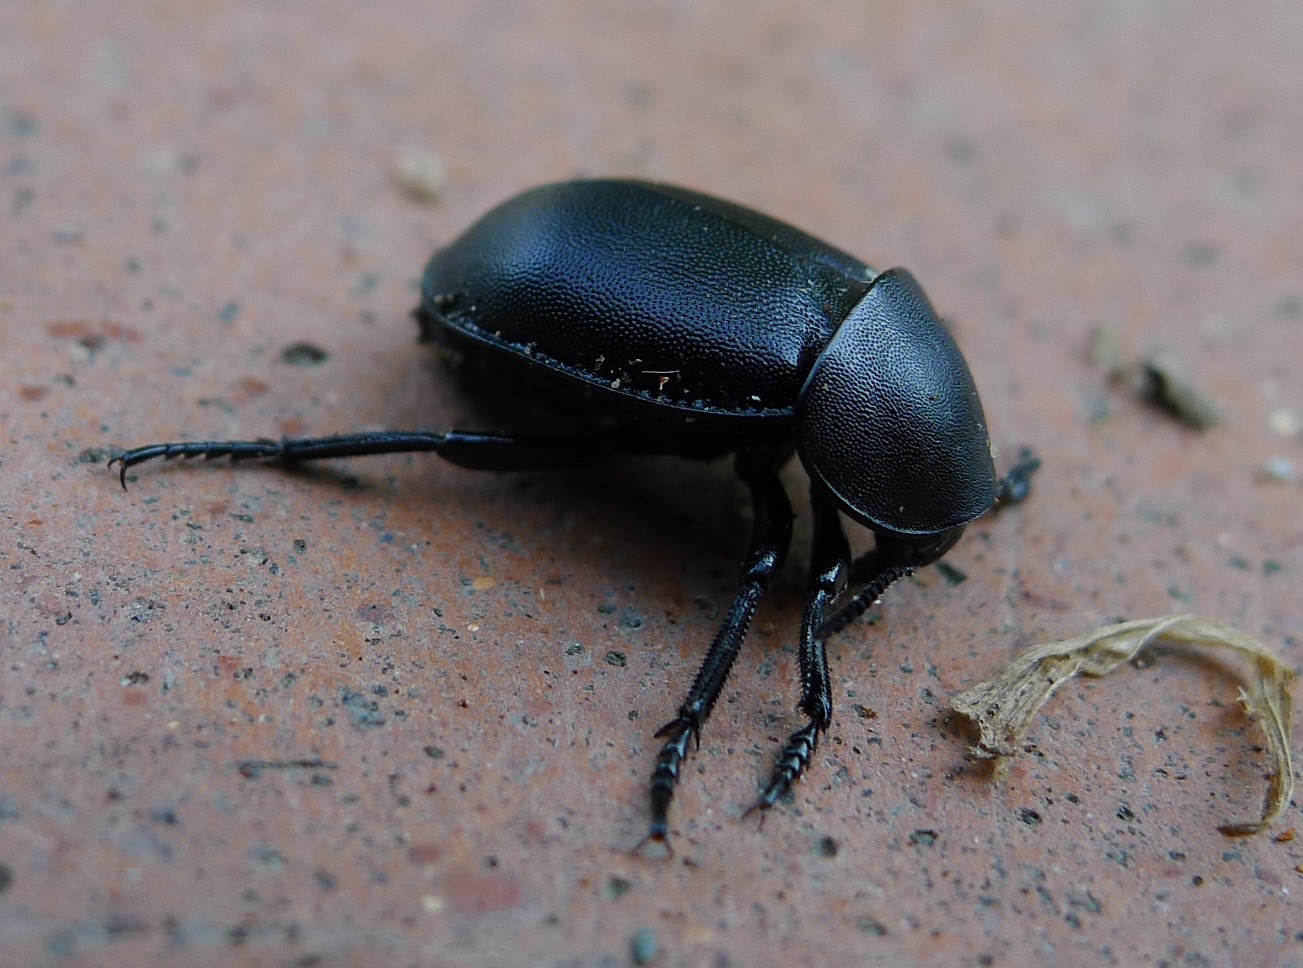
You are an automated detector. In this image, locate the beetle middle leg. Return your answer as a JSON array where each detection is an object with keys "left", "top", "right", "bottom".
[
  {"left": 748, "top": 521, "right": 973, "bottom": 816},
  {"left": 745, "top": 490, "right": 853, "bottom": 819},
  {"left": 642, "top": 447, "right": 793, "bottom": 849}
]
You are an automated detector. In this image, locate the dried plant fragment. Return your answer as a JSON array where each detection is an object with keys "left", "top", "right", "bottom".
[
  {"left": 951, "top": 614, "right": 1295, "bottom": 835},
  {"left": 1139, "top": 348, "right": 1221, "bottom": 430},
  {"left": 1084, "top": 330, "right": 1222, "bottom": 430}
]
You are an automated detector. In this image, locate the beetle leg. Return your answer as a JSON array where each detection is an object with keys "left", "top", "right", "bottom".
[
  {"left": 993, "top": 447, "right": 1041, "bottom": 507},
  {"left": 746, "top": 490, "right": 851, "bottom": 819},
  {"left": 110, "top": 430, "right": 608, "bottom": 488},
  {"left": 814, "top": 551, "right": 916, "bottom": 641},
  {"left": 641, "top": 449, "right": 793, "bottom": 849}
]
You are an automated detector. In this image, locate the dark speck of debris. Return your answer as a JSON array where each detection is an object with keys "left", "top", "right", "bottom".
[
  {"left": 934, "top": 561, "right": 968, "bottom": 586},
  {"left": 237, "top": 758, "right": 336, "bottom": 779},
  {"left": 604, "top": 651, "right": 627, "bottom": 668},
  {"left": 353, "top": 273, "right": 379, "bottom": 298},
  {"left": 815, "top": 835, "right": 839, "bottom": 857},
  {"left": 10, "top": 185, "right": 35, "bottom": 216},
  {"left": 605, "top": 875, "right": 632, "bottom": 900},
  {"left": 79, "top": 446, "right": 116, "bottom": 464},
  {"left": 250, "top": 846, "right": 286, "bottom": 869},
  {"left": 630, "top": 928, "right": 659, "bottom": 965},
  {"left": 1018, "top": 807, "right": 1042, "bottom": 825},
  {"left": 341, "top": 688, "right": 385, "bottom": 726},
  {"left": 0, "top": 863, "right": 12, "bottom": 893},
  {"left": 123, "top": 671, "right": 150, "bottom": 686},
  {"left": 908, "top": 829, "right": 938, "bottom": 846},
  {"left": 280, "top": 341, "right": 330, "bottom": 366},
  {"left": 6, "top": 110, "right": 39, "bottom": 136},
  {"left": 1183, "top": 241, "right": 1219, "bottom": 266}
]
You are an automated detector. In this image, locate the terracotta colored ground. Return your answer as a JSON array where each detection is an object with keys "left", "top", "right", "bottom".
[{"left": 2, "top": 3, "right": 1301, "bottom": 966}]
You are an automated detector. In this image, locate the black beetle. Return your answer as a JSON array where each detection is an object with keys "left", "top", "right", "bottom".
[{"left": 112, "top": 179, "right": 1037, "bottom": 847}]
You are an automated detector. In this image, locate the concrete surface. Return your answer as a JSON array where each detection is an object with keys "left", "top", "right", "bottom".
[{"left": 2, "top": 2, "right": 1301, "bottom": 966}]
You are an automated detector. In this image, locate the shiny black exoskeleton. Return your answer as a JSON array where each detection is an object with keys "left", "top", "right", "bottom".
[{"left": 112, "top": 179, "right": 1037, "bottom": 848}]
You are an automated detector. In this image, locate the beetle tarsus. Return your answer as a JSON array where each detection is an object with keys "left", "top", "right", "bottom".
[
  {"left": 749, "top": 721, "right": 824, "bottom": 818},
  {"left": 646, "top": 716, "right": 696, "bottom": 846},
  {"left": 109, "top": 438, "right": 284, "bottom": 488}
]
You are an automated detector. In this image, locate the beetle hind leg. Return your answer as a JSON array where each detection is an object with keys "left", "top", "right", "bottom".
[
  {"left": 644, "top": 581, "right": 767, "bottom": 847},
  {"left": 110, "top": 430, "right": 609, "bottom": 488},
  {"left": 639, "top": 449, "right": 792, "bottom": 851}
]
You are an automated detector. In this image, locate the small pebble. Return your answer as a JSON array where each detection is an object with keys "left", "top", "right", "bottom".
[
  {"left": 280, "top": 341, "right": 329, "bottom": 366},
  {"left": 631, "top": 927, "right": 659, "bottom": 965},
  {"left": 52, "top": 224, "right": 85, "bottom": 244},
  {"left": 1267, "top": 408, "right": 1301, "bottom": 439},
  {"left": 395, "top": 148, "right": 448, "bottom": 204},
  {"left": 1087, "top": 323, "right": 1126, "bottom": 376},
  {"left": 1257, "top": 457, "right": 1296, "bottom": 484}
]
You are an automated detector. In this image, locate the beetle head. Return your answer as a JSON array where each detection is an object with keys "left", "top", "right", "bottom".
[{"left": 796, "top": 268, "right": 997, "bottom": 537}]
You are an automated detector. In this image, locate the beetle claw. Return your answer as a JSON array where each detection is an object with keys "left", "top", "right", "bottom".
[
  {"left": 740, "top": 798, "right": 771, "bottom": 829},
  {"left": 631, "top": 826, "right": 675, "bottom": 860}
]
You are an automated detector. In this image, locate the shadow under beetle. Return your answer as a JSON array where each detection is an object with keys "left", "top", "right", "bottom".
[{"left": 112, "top": 179, "right": 1038, "bottom": 848}]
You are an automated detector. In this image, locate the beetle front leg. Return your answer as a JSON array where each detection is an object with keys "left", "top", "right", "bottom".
[
  {"left": 814, "top": 553, "right": 917, "bottom": 641},
  {"left": 641, "top": 449, "right": 793, "bottom": 850},
  {"left": 746, "top": 490, "right": 851, "bottom": 819}
]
